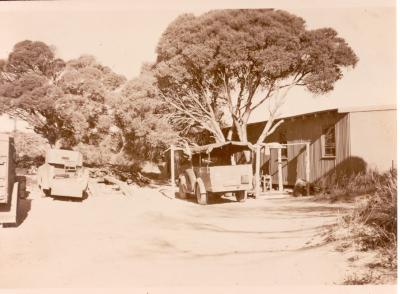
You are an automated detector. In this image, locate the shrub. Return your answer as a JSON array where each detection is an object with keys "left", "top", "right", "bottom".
[
  {"left": 13, "top": 131, "right": 48, "bottom": 168},
  {"left": 328, "top": 169, "right": 397, "bottom": 278},
  {"left": 314, "top": 169, "right": 383, "bottom": 202},
  {"left": 356, "top": 169, "right": 397, "bottom": 248}
]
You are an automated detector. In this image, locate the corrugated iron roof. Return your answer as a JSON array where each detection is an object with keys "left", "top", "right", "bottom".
[
  {"left": 338, "top": 105, "right": 396, "bottom": 113},
  {"left": 248, "top": 104, "right": 396, "bottom": 126}
]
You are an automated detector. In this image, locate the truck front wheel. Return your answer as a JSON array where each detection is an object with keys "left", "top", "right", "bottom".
[
  {"left": 195, "top": 184, "right": 208, "bottom": 205},
  {"left": 43, "top": 188, "right": 51, "bottom": 197},
  {"left": 235, "top": 191, "right": 247, "bottom": 202},
  {"left": 178, "top": 176, "right": 187, "bottom": 199}
]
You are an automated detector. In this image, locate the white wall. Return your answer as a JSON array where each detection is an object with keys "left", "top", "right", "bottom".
[{"left": 349, "top": 109, "right": 396, "bottom": 172}]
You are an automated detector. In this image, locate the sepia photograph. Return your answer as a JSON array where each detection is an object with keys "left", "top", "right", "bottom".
[{"left": 0, "top": 0, "right": 397, "bottom": 293}]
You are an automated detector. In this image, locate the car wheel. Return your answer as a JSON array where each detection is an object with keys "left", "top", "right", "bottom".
[
  {"left": 195, "top": 184, "right": 208, "bottom": 205},
  {"left": 178, "top": 176, "right": 187, "bottom": 199},
  {"left": 43, "top": 188, "right": 51, "bottom": 197},
  {"left": 235, "top": 191, "right": 247, "bottom": 202}
]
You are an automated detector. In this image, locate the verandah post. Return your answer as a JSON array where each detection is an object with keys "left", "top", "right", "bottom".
[
  {"left": 254, "top": 144, "right": 261, "bottom": 198},
  {"left": 305, "top": 142, "right": 311, "bottom": 196},
  {"left": 278, "top": 147, "right": 283, "bottom": 192},
  {"left": 170, "top": 145, "right": 175, "bottom": 189}
]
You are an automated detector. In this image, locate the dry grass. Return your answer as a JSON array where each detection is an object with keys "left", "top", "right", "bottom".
[
  {"left": 324, "top": 169, "right": 397, "bottom": 284},
  {"left": 343, "top": 271, "right": 382, "bottom": 285},
  {"left": 313, "top": 170, "right": 382, "bottom": 202}
]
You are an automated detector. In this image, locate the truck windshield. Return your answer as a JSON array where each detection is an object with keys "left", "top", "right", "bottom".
[{"left": 200, "top": 150, "right": 251, "bottom": 166}]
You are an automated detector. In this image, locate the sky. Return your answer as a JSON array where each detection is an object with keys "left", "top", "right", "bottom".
[{"left": 0, "top": 0, "right": 396, "bottom": 130}]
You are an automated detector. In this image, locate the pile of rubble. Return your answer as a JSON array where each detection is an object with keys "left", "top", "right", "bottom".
[{"left": 89, "top": 165, "right": 151, "bottom": 187}]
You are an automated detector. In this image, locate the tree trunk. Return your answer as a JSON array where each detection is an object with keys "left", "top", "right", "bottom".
[
  {"left": 231, "top": 117, "right": 251, "bottom": 162},
  {"left": 226, "top": 129, "right": 233, "bottom": 141},
  {"left": 210, "top": 119, "right": 226, "bottom": 143},
  {"left": 54, "top": 139, "right": 63, "bottom": 149}
]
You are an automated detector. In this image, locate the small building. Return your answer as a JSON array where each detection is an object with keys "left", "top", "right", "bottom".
[{"left": 247, "top": 105, "right": 396, "bottom": 187}]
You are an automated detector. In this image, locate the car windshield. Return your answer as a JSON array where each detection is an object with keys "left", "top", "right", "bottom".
[{"left": 193, "top": 146, "right": 252, "bottom": 167}]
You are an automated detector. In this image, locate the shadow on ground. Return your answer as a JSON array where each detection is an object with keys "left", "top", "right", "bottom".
[
  {"left": 50, "top": 191, "right": 89, "bottom": 202},
  {"left": 174, "top": 192, "right": 237, "bottom": 205}
]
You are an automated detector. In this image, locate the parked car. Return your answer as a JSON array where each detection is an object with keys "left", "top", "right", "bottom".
[
  {"left": 177, "top": 141, "right": 254, "bottom": 205},
  {"left": 37, "top": 149, "right": 89, "bottom": 199}
]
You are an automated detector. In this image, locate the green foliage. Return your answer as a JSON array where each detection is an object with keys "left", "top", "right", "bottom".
[
  {"left": 356, "top": 170, "right": 397, "bottom": 245},
  {"left": 155, "top": 9, "right": 358, "bottom": 143},
  {"left": 314, "top": 170, "right": 381, "bottom": 200},
  {"left": 0, "top": 41, "right": 125, "bottom": 149},
  {"left": 326, "top": 170, "right": 397, "bottom": 281},
  {"left": 13, "top": 131, "right": 49, "bottom": 168},
  {"left": 113, "top": 64, "right": 180, "bottom": 162},
  {"left": 4, "top": 40, "right": 65, "bottom": 79},
  {"left": 0, "top": 40, "right": 179, "bottom": 169}
]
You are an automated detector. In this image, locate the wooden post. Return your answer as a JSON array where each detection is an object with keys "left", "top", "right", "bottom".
[
  {"left": 305, "top": 142, "right": 311, "bottom": 196},
  {"left": 277, "top": 147, "right": 283, "bottom": 192},
  {"left": 170, "top": 145, "right": 175, "bottom": 189},
  {"left": 13, "top": 116, "right": 17, "bottom": 134},
  {"left": 254, "top": 145, "right": 261, "bottom": 198}
]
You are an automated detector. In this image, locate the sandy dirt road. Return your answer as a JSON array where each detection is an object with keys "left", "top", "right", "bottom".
[{"left": 0, "top": 179, "right": 355, "bottom": 288}]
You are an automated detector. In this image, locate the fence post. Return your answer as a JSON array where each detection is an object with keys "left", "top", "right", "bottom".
[
  {"left": 255, "top": 144, "right": 261, "bottom": 198},
  {"left": 170, "top": 145, "right": 175, "bottom": 189},
  {"left": 278, "top": 147, "right": 283, "bottom": 192},
  {"left": 305, "top": 142, "right": 311, "bottom": 196}
]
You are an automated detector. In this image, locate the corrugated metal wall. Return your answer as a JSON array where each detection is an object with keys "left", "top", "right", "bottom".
[
  {"left": 170, "top": 111, "right": 353, "bottom": 186},
  {"left": 248, "top": 111, "right": 351, "bottom": 185},
  {"left": 349, "top": 110, "right": 396, "bottom": 172}
]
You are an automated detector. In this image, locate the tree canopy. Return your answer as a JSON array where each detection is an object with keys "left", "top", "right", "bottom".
[
  {"left": 0, "top": 40, "right": 179, "bottom": 165},
  {"left": 154, "top": 9, "right": 358, "bottom": 144},
  {"left": 113, "top": 64, "right": 180, "bottom": 161},
  {"left": 0, "top": 41, "right": 126, "bottom": 148}
]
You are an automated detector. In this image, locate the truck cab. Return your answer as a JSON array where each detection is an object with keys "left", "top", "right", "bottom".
[
  {"left": 178, "top": 142, "right": 254, "bottom": 205},
  {"left": 37, "top": 149, "right": 89, "bottom": 198}
]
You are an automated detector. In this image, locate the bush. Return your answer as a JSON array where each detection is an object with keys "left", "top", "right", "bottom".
[
  {"left": 356, "top": 169, "right": 397, "bottom": 248},
  {"left": 13, "top": 131, "right": 48, "bottom": 168},
  {"left": 313, "top": 170, "right": 383, "bottom": 202},
  {"left": 329, "top": 169, "right": 397, "bottom": 277},
  {"left": 16, "top": 154, "right": 45, "bottom": 168}
]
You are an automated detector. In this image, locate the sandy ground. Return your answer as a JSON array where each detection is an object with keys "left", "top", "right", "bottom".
[{"left": 0, "top": 177, "right": 358, "bottom": 288}]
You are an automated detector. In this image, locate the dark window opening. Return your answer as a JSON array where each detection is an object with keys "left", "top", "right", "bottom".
[
  {"left": 278, "top": 131, "right": 288, "bottom": 159},
  {"left": 322, "top": 125, "right": 336, "bottom": 157}
]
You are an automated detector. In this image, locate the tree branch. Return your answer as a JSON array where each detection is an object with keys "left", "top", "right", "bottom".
[{"left": 266, "top": 119, "right": 284, "bottom": 136}]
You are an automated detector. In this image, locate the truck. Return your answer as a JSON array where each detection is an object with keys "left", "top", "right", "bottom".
[
  {"left": 0, "top": 134, "right": 19, "bottom": 226},
  {"left": 177, "top": 141, "right": 254, "bottom": 205},
  {"left": 37, "top": 149, "right": 89, "bottom": 199}
]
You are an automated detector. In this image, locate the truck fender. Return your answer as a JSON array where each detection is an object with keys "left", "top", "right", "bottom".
[
  {"left": 184, "top": 168, "right": 196, "bottom": 192},
  {"left": 177, "top": 175, "right": 188, "bottom": 199},
  {"left": 37, "top": 164, "right": 51, "bottom": 190},
  {"left": 178, "top": 175, "right": 187, "bottom": 187}
]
